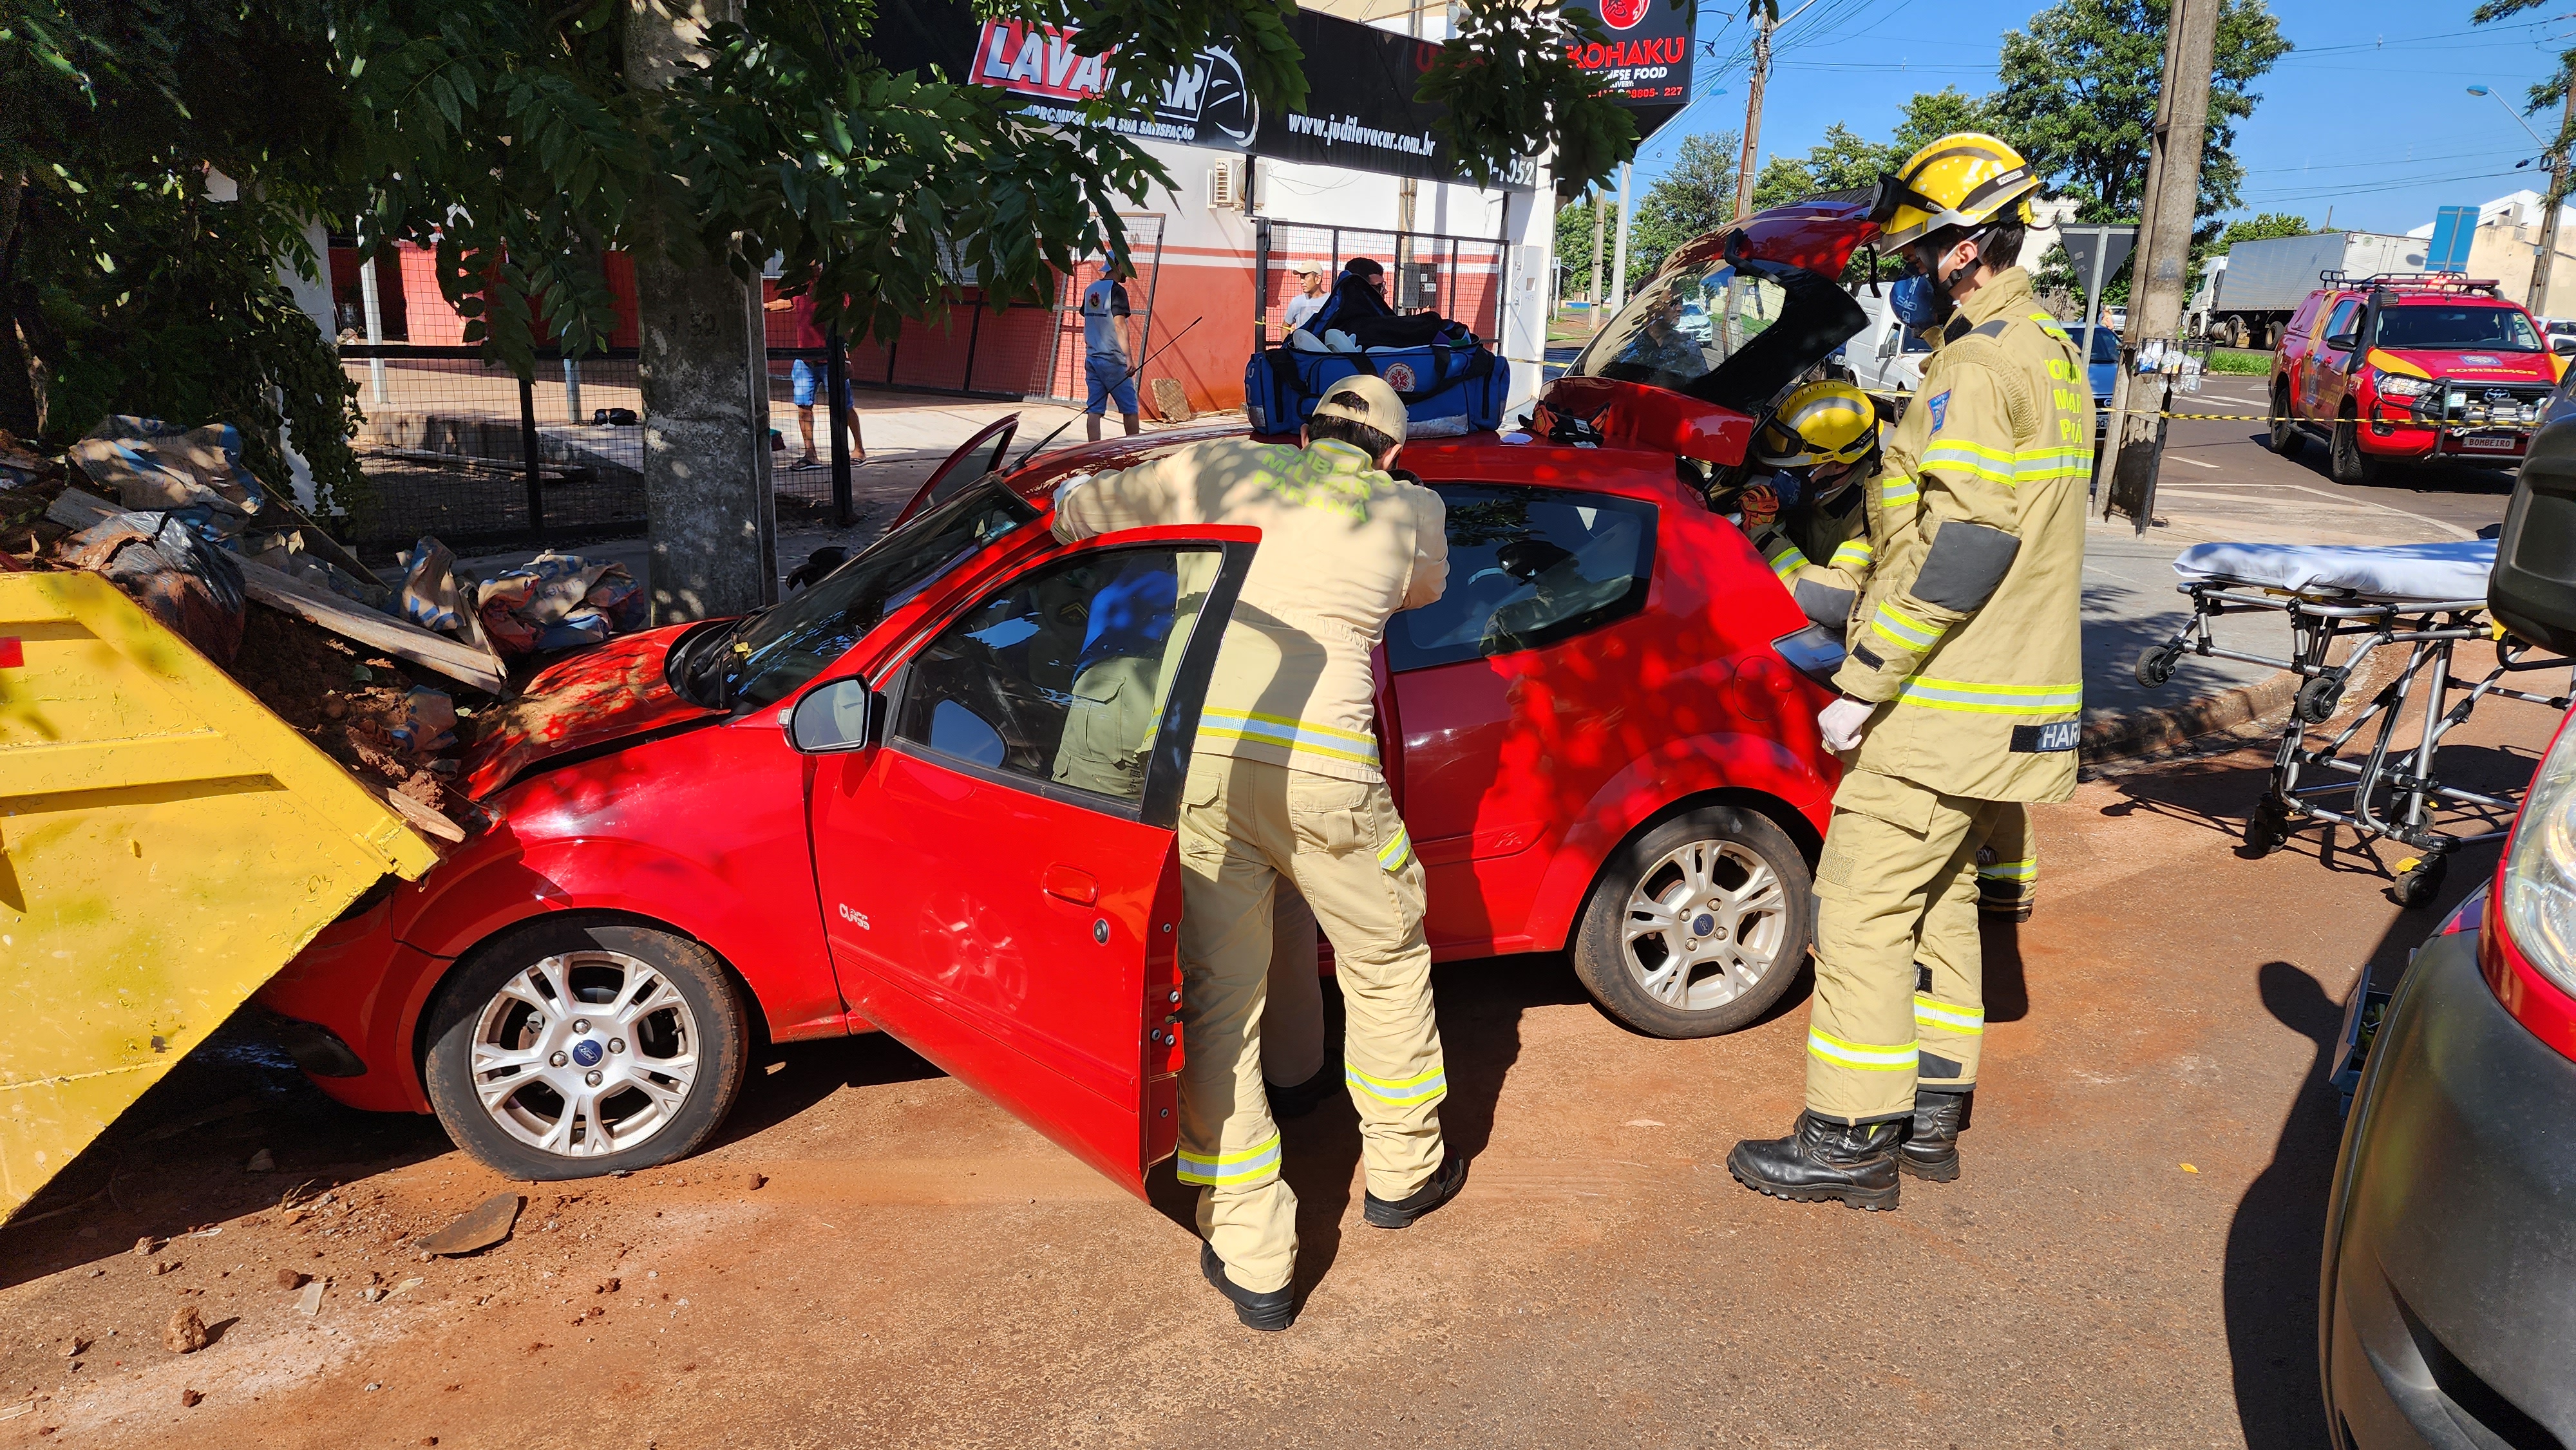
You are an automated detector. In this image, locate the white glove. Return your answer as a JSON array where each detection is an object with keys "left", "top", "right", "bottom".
[
  {"left": 1051, "top": 473, "right": 1098, "bottom": 538},
  {"left": 1819, "top": 695, "right": 1873, "bottom": 753}
]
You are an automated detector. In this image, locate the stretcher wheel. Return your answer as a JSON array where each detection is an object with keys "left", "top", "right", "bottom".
[
  {"left": 2244, "top": 795, "right": 2290, "bottom": 858},
  {"left": 2134, "top": 643, "right": 2182, "bottom": 689},
  {"left": 2394, "top": 855, "right": 2447, "bottom": 910},
  {"left": 2296, "top": 673, "right": 2345, "bottom": 724}
]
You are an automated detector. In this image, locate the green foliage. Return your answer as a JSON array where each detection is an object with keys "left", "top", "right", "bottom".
[
  {"left": 1555, "top": 191, "right": 1611, "bottom": 297},
  {"left": 0, "top": 0, "right": 369, "bottom": 512},
  {"left": 1991, "top": 0, "right": 2291, "bottom": 223},
  {"left": 2204, "top": 346, "right": 2268, "bottom": 374},
  {"left": 1624, "top": 130, "right": 1739, "bottom": 290},
  {"left": 1422, "top": 0, "right": 1638, "bottom": 192}
]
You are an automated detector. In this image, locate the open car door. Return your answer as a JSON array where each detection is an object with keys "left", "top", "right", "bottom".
[
  {"left": 790, "top": 523, "right": 1256, "bottom": 1194},
  {"left": 891, "top": 413, "right": 1019, "bottom": 530}
]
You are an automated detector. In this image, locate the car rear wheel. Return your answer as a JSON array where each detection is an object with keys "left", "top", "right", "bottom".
[
  {"left": 422, "top": 919, "right": 750, "bottom": 1180},
  {"left": 2268, "top": 383, "right": 2301, "bottom": 456},
  {"left": 2329, "top": 409, "right": 2378, "bottom": 485},
  {"left": 1571, "top": 806, "right": 1811, "bottom": 1039}
]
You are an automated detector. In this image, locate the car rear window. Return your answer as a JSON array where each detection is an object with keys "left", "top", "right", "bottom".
[
  {"left": 1388, "top": 484, "right": 1656, "bottom": 670},
  {"left": 2374, "top": 305, "right": 2543, "bottom": 352}
]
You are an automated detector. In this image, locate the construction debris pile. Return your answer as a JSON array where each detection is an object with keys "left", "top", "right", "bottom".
[{"left": 1, "top": 419, "right": 640, "bottom": 844}]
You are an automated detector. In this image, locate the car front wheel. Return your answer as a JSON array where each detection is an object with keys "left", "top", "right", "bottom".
[
  {"left": 2268, "top": 382, "right": 2300, "bottom": 456},
  {"left": 1571, "top": 806, "right": 1812, "bottom": 1039},
  {"left": 422, "top": 919, "right": 750, "bottom": 1180},
  {"left": 2329, "top": 409, "right": 2378, "bottom": 484}
]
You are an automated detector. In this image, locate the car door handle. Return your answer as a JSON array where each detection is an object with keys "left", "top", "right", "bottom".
[{"left": 1041, "top": 865, "right": 1099, "bottom": 906}]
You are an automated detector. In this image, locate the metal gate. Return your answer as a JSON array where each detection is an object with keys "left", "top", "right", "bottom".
[{"left": 1253, "top": 218, "right": 1510, "bottom": 351}]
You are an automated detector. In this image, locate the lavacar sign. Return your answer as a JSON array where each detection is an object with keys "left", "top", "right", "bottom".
[
  {"left": 1562, "top": 0, "right": 1692, "bottom": 126},
  {"left": 967, "top": 8, "right": 1534, "bottom": 190}
]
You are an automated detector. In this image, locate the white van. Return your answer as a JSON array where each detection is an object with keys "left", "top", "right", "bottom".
[{"left": 1836, "top": 285, "right": 1932, "bottom": 398}]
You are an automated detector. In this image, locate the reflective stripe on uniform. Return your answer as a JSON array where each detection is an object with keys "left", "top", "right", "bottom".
[
  {"left": 1976, "top": 857, "right": 2037, "bottom": 881},
  {"left": 1176, "top": 1131, "right": 1283, "bottom": 1186},
  {"left": 1197, "top": 709, "right": 1381, "bottom": 767},
  {"left": 2027, "top": 311, "right": 2070, "bottom": 344},
  {"left": 1868, "top": 601, "right": 1942, "bottom": 652},
  {"left": 1762, "top": 536, "right": 1811, "bottom": 582},
  {"left": 1880, "top": 474, "right": 1920, "bottom": 507},
  {"left": 1828, "top": 538, "right": 1874, "bottom": 571},
  {"left": 1923, "top": 440, "right": 2090, "bottom": 489},
  {"left": 1913, "top": 995, "right": 1986, "bottom": 1035},
  {"left": 1893, "top": 676, "right": 2081, "bottom": 715},
  {"left": 1347, "top": 1062, "right": 1447, "bottom": 1103},
  {"left": 1806, "top": 1029, "right": 1918, "bottom": 1071},
  {"left": 1376, "top": 823, "right": 1414, "bottom": 873}
]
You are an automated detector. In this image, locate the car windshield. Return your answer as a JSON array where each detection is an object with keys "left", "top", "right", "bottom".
[
  {"left": 677, "top": 478, "right": 1037, "bottom": 711},
  {"left": 1569, "top": 256, "right": 1864, "bottom": 411},
  {"left": 2374, "top": 305, "right": 2543, "bottom": 352}
]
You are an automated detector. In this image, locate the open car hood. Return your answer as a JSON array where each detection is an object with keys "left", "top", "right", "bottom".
[{"left": 462, "top": 623, "right": 724, "bottom": 798}]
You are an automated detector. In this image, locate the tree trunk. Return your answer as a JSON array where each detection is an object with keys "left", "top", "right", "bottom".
[
  {"left": 0, "top": 174, "right": 46, "bottom": 439},
  {"left": 625, "top": 0, "right": 777, "bottom": 623}
]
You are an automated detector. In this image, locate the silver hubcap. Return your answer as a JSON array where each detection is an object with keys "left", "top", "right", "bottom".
[
  {"left": 468, "top": 950, "right": 699, "bottom": 1157},
  {"left": 1622, "top": 839, "right": 1788, "bottom": 1012}
]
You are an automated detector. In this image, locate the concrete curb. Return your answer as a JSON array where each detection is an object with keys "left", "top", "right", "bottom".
[{"left": 2081, "top": 669, "right": 2300, "bottom": 764}]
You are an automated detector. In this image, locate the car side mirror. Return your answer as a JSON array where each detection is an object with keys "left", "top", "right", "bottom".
[
  {"left": 2554, "top": 336, "right": 2576, "bottom": 357},
  {"left": 2324, "top": 331, "right": 2360, "bottom": 352},
  {"left": 1876, "top": 330, "right": 1900, "bottom": 359},
  {"left": 788, "top": 677, "right": 880, "bottom": 753}
]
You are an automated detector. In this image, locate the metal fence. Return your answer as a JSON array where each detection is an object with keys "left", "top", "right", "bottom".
[
  {"left": 1253, "top": 219, "right": 1509, "bottom": 352},
  {"left": 336, "top": 344, "right": 859, "bottom": 556}
]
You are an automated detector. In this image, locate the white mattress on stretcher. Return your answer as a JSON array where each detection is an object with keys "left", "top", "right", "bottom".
[{"left": 2173, "top": 539, "right": 2496, "bottom": 603}]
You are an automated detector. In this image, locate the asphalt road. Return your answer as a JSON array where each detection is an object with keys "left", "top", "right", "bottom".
[
  {"left": 2151, "top": 378, "right": 2517, "bottom": 542},
  {"left": 3, "top": 670, "right": 2562, "bottom": 1449}
]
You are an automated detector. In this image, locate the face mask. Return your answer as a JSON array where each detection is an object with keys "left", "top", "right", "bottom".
[
  {"left": 1766, "top": 467, "right": 1805, "bottom": 510},
  {"left": 1889, "top": 272, "right": 1948, "bottom": 330}
]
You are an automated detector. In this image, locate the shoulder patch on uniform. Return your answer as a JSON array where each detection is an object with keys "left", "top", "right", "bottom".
[
  {"left": 1925, "top": 390, "right": 1951, "bottom": 433},
  {"left": 1973, "top": 319, "right": 2011, "bottom": 339}
]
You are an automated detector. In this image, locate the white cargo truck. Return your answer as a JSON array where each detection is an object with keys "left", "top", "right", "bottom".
[{"left": 2201, "top": 231, "right": 2429, "bottom": 348}]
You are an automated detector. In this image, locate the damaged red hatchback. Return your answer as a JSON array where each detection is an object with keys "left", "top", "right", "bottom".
[{"left": 256, "top": 204, "right": 1878, "bottom": 1182}]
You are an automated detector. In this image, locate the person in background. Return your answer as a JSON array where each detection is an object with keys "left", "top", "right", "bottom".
[
  {"left": 1082, "top": 253, "right": 1142, "bottom": 444},
  {"left": 763, "top": 288, "right": 866, "bottom": 471},
  {"left": 1282, "top": 265, "right": 1329, "bottom": 334},
  {"left": 1308, "top": 258, "right": 1392, "bottom": 336}
]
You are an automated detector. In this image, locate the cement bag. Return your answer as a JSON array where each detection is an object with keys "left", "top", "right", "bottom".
[{"left": 70, "top": 417, "right": 265, "bottom": 519}]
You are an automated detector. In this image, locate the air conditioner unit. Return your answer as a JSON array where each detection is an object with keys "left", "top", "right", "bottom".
[{"left": 1208, "top": 162, "right": 1240, "bottom": 212}]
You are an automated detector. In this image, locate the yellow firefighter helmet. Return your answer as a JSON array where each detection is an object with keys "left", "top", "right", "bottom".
[
  {"left": 1867, "top": 133, "right": 2041, "bottom": 252},
  {"left": 1754, "top": 379, "right": 1879, "bottom": 470}
]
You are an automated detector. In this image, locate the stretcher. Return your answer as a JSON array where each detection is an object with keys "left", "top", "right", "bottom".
[{"left": 2134, "top": 538, "right": 2573, "bottom": 906}]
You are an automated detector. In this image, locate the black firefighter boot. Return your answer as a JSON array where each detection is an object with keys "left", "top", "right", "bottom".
[
  {"left": 1899, "top": 1088, "right": 1969, "bottom": 1182},
  {"left": 1726, "top": 1112, "right": 1902, "bottom": 1210}
]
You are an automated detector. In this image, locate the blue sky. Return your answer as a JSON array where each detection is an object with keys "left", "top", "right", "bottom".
[{"left": 1624, "top": 0, "right": 2569, "bottom": 236}]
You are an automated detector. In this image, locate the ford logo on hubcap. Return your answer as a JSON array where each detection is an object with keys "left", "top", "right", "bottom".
[
  {"left": 571, "top": 1039, "right": 604, "bottom": 1068},
  {"left": 1691, "top": 913, "right": 1716, "bottom": 937}
]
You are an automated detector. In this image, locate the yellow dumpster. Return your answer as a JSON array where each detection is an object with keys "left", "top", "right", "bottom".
[{"left": 0, "top": 571, "right": 442, "bottom": 1223}]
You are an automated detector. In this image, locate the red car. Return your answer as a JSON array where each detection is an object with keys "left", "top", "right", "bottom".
[
  {"left": 2269, "top": 273, "right": 2566, "bottom": 484},
  {"left": 257, "top": 206, "right": 1879, "bottom": 1183}
]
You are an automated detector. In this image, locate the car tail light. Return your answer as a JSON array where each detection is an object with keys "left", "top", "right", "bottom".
[{"left": 2481, "top": 712, "right": 2576, "bottom": 1061}]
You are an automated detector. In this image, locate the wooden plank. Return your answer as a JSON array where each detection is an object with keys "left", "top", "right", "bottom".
[
  {"left": 44, "top": 485, "right": 117, "bottom": 530},
  {"left": 239, "top": 558, "right": 509, "bottom": 695}
]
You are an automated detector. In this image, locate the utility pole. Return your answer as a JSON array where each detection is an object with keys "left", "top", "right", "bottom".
[
  {"left": 2531, "top": 79, "right": 2575, "bottom": 315},
  {"left": 1731, "top": 6, "right": 1776, "bottom": 223},
  {"left": 2099, "top": 0, "right": 2220, "bottom": 533},
  {"left": 1588, "top": 191, "right": 1608, "bottom": 330},
  {"left": 625, "top": 0, "right": 779, "bottom": 621},
  {"left": 1610, "top": 162, "right": 1634, "bottom": 313}
]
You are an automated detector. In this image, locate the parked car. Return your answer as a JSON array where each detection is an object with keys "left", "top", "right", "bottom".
[
  {"left": 256, "top": 204, "right": 1880, "bottom": 1184},
  {"left": 1840, "top": 283, "right": 1932, "bottom": 398},
  {"left": 2320, "top": 713, "right": 2576, "bottom": 1445},
  {"left": 2064, "top": 325, "right": 2122, "bottom": 442},
  {"left": 2268, "top": 273, "right": 2566, "bottom": 483}
]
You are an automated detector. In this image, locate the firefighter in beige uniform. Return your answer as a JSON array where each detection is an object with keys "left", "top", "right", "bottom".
[
  {"left": 1747, "top": 380, "right": 2043, "bottom": 923},
  {"left": 1052, "top": 375, "right": 1463, "bottom": 1331},
  {"left": 1728, "top": 133, "right": 2088, "bottom": 1209}
]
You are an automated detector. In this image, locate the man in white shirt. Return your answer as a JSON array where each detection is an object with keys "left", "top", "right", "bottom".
[
  {"left": 1081, "top": 254, "right": 1141, "bottom": 443},
  {"left": 1281, "top": 264, "right": 1327, "bottom": 333}
]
